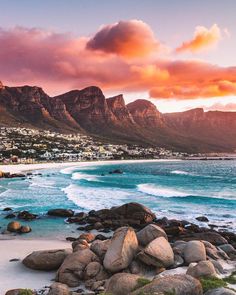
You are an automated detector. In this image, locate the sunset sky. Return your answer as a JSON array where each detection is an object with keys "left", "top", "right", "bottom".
[{"left": 0, "top": 0, "right": 236, "bottom": 112}]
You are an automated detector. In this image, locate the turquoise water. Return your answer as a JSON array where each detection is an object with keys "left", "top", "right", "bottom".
[{"left": 0, "top": 160, "right": 236, "bottom": 238}]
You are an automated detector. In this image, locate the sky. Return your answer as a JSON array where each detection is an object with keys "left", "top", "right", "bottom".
[{"left": 0, "top": 0, "right": 236, "bottom": 112}]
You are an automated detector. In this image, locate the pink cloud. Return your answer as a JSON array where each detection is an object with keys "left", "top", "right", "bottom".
[
  {"left": 176, "top": 24, "right": 222, "bottom": 53},
  {"left": 86, "top": 20, "right": 159, "bottom": 58}
]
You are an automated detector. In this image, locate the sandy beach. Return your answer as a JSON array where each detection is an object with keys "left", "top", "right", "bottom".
[
  {"left": 0, "top": 158, "right": 180, "bottom": 174},
  {"left": 0, "top": 239, "right": 70, "bottom": 294}
]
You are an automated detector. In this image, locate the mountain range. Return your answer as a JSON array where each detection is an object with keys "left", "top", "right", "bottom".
[{"left": 1, "top": 81, "right": 236, "bottom": 153}]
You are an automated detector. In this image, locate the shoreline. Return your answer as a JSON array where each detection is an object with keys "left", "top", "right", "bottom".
[{"left": 0, "top": 158, "right": 182, "bottom": 174}]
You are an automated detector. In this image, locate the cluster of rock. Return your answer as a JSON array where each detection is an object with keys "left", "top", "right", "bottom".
[
  {"left": 0, "top": 170, "right": 26, "bottom": 179},
  {"left": 5, "top": 202, "right": 236, "bottom": 295}
]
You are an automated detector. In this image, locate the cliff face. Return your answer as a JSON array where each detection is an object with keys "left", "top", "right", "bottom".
[
  {"left": 127, "top": 99, "right": 164, "bottom": 128},
  {"left": 1, "top": 83, "right": 236, "bottom": 152}
]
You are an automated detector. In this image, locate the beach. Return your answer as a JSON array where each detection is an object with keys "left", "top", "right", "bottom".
[{"left": 0, "top": 239, "right": 70, "bottom": 294}]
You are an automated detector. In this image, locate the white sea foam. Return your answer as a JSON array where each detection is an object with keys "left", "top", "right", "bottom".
[
  {"left": 171, "top": 170, "right": 190, "bottom": 175},
  {"left": 62, "top": 184, "right": 131, "bottom": 211},
  {"left": 71, "top": 172, "right": 98, "bottom": 182},
  {"left": 137, "top": 183, "right": 190, "bottom": 198},
  {"left": 29, "top": 177, "right": 56, "bottom": 189}
]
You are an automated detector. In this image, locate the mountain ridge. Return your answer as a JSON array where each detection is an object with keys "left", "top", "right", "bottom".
[{"left": 1, "top": 81, "right": 236, "bottom": 153}]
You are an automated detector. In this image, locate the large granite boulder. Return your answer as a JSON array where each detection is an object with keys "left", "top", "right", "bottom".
[
  {"left": 48, "top": 282, "right": 70, "bottom": 295},
  {"left": 90, "top": 239, "right": 111, "bottom": 259},
  {"left": 23, "top": 249, "right": 72, "bottom": 270},
  {"left": 182, "top": 232, "right": 228, "bottom": 246},
  {"left": 137, "top": 236, "right": 174, "bottom": 268},
  {"left": 105, "top": 273, "right": 141, "bottom": 295},
  {"left": 47, "top": 209, "right": 74, "bottom": 217},
  {"left": 111, "top": 202, "right": 156, "bottom": 224},
  {"left": 56, "top": 248, "right": 99, "bottom": 287},
  {"left": 103, "top": 226, "right": 138, "bottom": 272},
  {"left": 136, "top": 224, "right": 168, "bottom": 246},
  {"left": 184, "top": 241, "right": 206, "bottom": 264},
  {"left": 186, "top": 261, "right": 217, "bottom": 278},
  {"left": 131, "top": 274, "right": 203, "bottom": 295}
]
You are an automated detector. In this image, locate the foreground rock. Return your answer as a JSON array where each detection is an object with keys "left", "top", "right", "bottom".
[
  {"left": 103, "top": 226, "right": 138, "bottom": 272},
  {"left": 136, "top": 224, "right": 168, "bottom": 246},
  {"left": 48, "top": 282, "right": 70, "bottom": 295},
  {"left": 186, "top": 261, "right": 217, "bottom": 278},
  {"left": 57, "top": 248, "right": 99, "bottom": 287},
  {"left": 184, "top": 241, "right": 206, "bottom": 264},
  {"left": 131, "top": 274, "right": 203, "bottom": 295},
  {"left": 47, "top": 209, "right": 74, "bottom": 217},
  {"left": 138, "top": 236, "right": 174, "bottom": 268},
  {"left": 23, "top": 249, "right": 72, "bottom": 270},
  {"left": 105, "top": 273, "right": 141, "bottom": 295}
]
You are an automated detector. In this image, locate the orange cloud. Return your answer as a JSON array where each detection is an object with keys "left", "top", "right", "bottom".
[
  {"left": 176, "top": 24, "right": 222, "bottom": 53},
  {"left": 0, "top": 24, "right": 236, "bottom": 101},
  {"left": 86, "top": 20, "right": 159, "bottom": 58}
]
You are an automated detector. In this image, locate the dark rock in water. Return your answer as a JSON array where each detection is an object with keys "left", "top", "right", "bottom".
[
  {"left": 47, "top": 209, "right": 74, "bottom": 217},
  {"left": 3, "top": 207, "right": 12, "bottom": 211},
  {"left": 7, "top": 221, "right": 21, "bottom": 232},
  {"left": 20, "top": 225, "right": 31, "bottom": 234},
  {"left": 105, "top": 202, "right": 156, "bottom": 225},
  {"left": 4, "top": 213, "right": 16, "bottom": 219},
  {"left": 196, "top": 216, "right": 209, "bottom": 222},
  {"left": 109, "top": 169, "right": 123, "bottom": 174},
  {"left": 18, "top": 210, "right": 37, "bottom": 220}
]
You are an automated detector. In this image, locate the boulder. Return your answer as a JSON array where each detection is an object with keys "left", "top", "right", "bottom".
[
  {"left": 47, "top": 209, "right": 74, "bottom": 217},
  {"left": 84, "top": 261, "right": 108, "bottom": 281},
  {"left": 103, "top": 226, "right": 138, "bottom": 272},
  {"left": 90, "top": 239, "right": 111, "bottom": 259},
  {"left": 56, "top": 248, "right": 99, "bottom": 287},
  {"left": 111, "top": 202, "right": 156, "bottom": 224},
  {"left": 105, "top": 273, "right": 141, "bottom": 295},
  {"left": 186, "top": 261, "right": 217, "bottom": 278},
  {"left": 182, "top": 232, "right": 228, "bottom": 246},
  {"left": 204, "top": 288, "right": 236, "bottom": 295},
  {"left": 17, "top": 210, "right": 37, "bottom": 220},
  {"left": 20, "top": 225, "right": 31, "bottom": 234},
  {"left": 196, "top": 216, "right": 209, "bottom": 222},
  {"left": 7, "top": 221, "right": 21, "bottom": 232},
  {"left": 136, "top": 224, "right": 168, "bottom": 246},
  {"left": 137, "top": 236, "right": 174, "bottom": 268},
  {"left": 48, "top": 282, "right": 70, "bottom": 295},
  {"left": 78, "top": 233, "right": 95, "bottom": 243},
  {"left": 130, "top": 274, "right": 203, "bottom": 295},
  {"left": 23, "top": 249, "right": 71, "bottom": 270},
  {"left": 72, "top": 239, "right": 89, "bottom": 251},
  {"left": 219, "top": 244, "right": 236, "bottom": 259},
  {"left": 184, "top": 241, "right": 206, "bottom": 264}
]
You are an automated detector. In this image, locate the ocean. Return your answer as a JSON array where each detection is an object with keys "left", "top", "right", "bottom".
[{"left": 0, "top": 160, "right": 236, "bottom": 239}]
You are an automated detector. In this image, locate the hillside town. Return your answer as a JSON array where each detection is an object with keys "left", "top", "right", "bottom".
[{"left": 0, "top": 127, "right": 187, "bottom": 164}]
